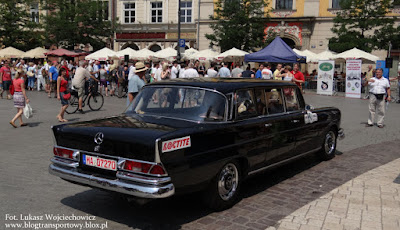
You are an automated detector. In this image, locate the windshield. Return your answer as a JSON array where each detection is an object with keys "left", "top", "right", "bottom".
[{"left": 126, "top": 86, "right": 227, "bottom": 122}]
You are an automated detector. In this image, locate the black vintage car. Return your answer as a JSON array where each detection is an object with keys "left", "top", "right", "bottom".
[{"left": 49, "top": 78, "right": 344, "bottom": 210}]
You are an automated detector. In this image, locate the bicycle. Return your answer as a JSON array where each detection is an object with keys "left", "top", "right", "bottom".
[{"left": 65, "top": 85, "right": 104, "bottom": 114}]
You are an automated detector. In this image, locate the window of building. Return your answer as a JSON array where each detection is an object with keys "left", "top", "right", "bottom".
[
  {"left": 275, "top": 0, "right": 293, "bottom": 10},
  {"left": 149, "top": 44, "right": 162, "bottom": 52},
  {"left": 123, "top": 3, "right": 135, "bottom": 23},
  {"left": 102, "top": 1, "right": 109, "bottom": 20},
  {"left": 180, "top": 1, "right": 192, "bottom": 23},
  {"left": 332, "top": 0, "right": 340, "bottom": 9},
  {"left": 30, "top": 3, "right": 39, "bottom": 23},
  {"left": 151, "top": 2, "right": 163, "bottom": 23}
]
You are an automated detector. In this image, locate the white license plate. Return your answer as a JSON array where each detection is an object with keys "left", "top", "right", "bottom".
[{"left": 82, "top": 154, "right": 117, "bottom": 171}]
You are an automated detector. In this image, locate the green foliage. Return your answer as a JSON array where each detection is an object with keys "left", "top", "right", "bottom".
[
  {"left": 205, "top": 0, "right": 269, "bottom": 52},
  {"left": 329, "top": 0, "right": 399, "bottom": 53},
  {"left": 0, "top": 0, "right": 44, "bottom": 51},
  {"left": 41, "top": 0, "right": 119, "bottom": 50}
]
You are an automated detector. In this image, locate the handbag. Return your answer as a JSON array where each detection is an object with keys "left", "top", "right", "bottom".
[
  {"left": 374, "top": 94, "right": 385, "bottom": 100},
  {"left": 63, "top": 89, "right": 71, "bottom": 100},
  {"left": 23, "top": 103, "right": 33, "bottom": 119},
  {"left": 9, "top": 80, "right": 15, "bottom": 95}
]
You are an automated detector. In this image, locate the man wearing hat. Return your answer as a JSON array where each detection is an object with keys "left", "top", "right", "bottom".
[{"left": 127, "top": 62, "right": 146, "bottom": 109}]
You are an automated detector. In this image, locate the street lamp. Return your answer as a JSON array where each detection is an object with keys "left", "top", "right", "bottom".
[{"left": 177, "top": 0, "right": 181, "bottom": 62}]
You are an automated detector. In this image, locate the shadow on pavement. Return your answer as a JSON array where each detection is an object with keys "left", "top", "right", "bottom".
[
  {"left": 27, "top": 122, "right": 43, "bottom": 127},
  {"left": 60, "top": 140, "right": 400, "bottom": 230}
]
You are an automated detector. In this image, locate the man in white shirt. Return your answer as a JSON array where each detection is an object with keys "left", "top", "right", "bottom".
[
  {"left": 207, "top": 63, "right": 218, "bottom": 77},
  {"left": 170, "top": 61, "right": 179, "bottom": 79},
  {"left": 218, "top": 63, "right": 231, "bottom": 77},
  {"left": 179, "top": 63, "right": 186, "bottom": 78},
  {"left": 364, "top": 68, "right": 391, "bottom": 128},
  {"left": 261, "top": 63, "right": 273, "bottom": 80},
  {"left": 184, "top": 63, "right": 199, "bottom": 78}
]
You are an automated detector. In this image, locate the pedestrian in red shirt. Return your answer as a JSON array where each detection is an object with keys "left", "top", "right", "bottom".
[
  {"left": 0, "top": 60, "right": 12, "bottom": 99},
  {"left": 291, "top": 63, "right": 305, "bottom": 90}
]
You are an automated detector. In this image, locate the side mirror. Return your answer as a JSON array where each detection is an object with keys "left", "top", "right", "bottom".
[{"left": 305, "top": 104, "right": 314, "bottom": 110}]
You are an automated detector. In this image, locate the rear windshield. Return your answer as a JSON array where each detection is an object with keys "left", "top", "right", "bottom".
[{"left": 126, "top": 86, "right": 227, "bottom": 122}]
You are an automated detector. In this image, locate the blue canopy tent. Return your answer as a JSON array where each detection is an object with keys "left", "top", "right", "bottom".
[{"left": 244, "top": 37, "right": 306, "bottom": 63}]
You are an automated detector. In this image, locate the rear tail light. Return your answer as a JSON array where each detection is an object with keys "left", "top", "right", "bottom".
[
  {"left": 123, "top": 160, "right": 166, "bottom": 176},
  {"left": 53, "top": 147, "right": 74, "bottom": 160}
]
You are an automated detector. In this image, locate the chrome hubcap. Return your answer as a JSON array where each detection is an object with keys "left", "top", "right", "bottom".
[
  {"left": 324, "top": 131, "right": 336, "bottom": 155},
  {"left": 218, "top": 163, "right": 239, "bottom": 201}
]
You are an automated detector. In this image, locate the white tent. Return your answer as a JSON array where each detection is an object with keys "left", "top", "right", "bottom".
[
  {"left": 183, "top": 48, "right": 199, "bottom": 60},
  {"left": 132, "top": 48, "right": 155, "bottom": 60},
  {"left": 85, "top": 47, "right": 117, "bottom": 61},
  {"left": 115, "top": 47, "right": 137, "bottom": 59},
  {"left": 154, "top": 47, "right": 177, "bottom": 61},
  {"left": 0, "top": 47, "right": 25, "bottom": 58},
  {"left": 215, "top": 47, "right": 248, "bottom": 62},
  {"left": 22, "top": 47, "right": 48, "bottom": 59},
  {"left": 315, "top": 50, "right": 337, "bottom": 61},
  {"left": 293, "top": 49, "right": 318, "bottom": 63},
  {"left": 334, "top": 48, "right": 379, "bottom": 63},
  {"left": 192, "top": 49, "right": 219, "bottom": 62}
]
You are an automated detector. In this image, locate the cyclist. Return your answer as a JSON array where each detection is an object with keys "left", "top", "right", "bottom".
[{"left": 72, "top": 61, "right": 99, "bottom": 114}]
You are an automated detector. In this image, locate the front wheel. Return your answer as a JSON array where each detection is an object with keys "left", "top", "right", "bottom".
[
  {"left": 203, "top": 161, "right": 241, "bottom": 211},
  {"left": 88, "top": 93, "right": 104, "bottom": 111},
  {"left": 65, "top": 96, "right": 79, "bottom": 114},
  {"left": 318, "top": 129, "right": 337, "bottom": 160}
]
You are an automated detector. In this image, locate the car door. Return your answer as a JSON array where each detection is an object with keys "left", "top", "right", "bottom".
[{"left": 262, "top": 87, "right": 297, "bottom": 166}]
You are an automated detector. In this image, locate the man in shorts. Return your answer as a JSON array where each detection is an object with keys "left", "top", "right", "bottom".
[
  {"left": 48, "top": 61, "right": 59, "bottom": 98},
  {"left": 0, "top": 60, "right": 12, "bottom": 99},
  {"left": 72, "top": 61, "right": 99, "bottom": 114}
]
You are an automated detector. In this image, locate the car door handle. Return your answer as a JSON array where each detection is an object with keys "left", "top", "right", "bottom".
[
  {"left": 264, "top": 123, "right": 272, "bottom": 127},
  {"left": 291, "top": 120, "right": 300, "bottom": 123}
]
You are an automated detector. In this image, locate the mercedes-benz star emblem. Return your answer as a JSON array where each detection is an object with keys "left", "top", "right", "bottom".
[{"left": 94, "top": 132, "right": 104, "bottom": 145}]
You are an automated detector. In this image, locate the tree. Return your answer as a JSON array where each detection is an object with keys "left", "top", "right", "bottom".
[
  {"left": 205, "top": 0, "right": 270, "bottom": 52},
  {"left": 328, "top": 0, "right": 400, "bottom": 53},
  {"left": 41, "top": 0, "right": 119, "bottom": 50},
  {"left": 0, "top": 0, "right": 44, "bottom": 51}
]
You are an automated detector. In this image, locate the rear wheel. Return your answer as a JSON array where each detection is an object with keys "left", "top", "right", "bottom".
[
  {"left": 318, "top": 129, "right": 337, "bottom": 160},
  {"left": 203, "top": 161, "right": 241, "bottom": 211},
  {"left": 88, "top": 93, "right": 104, "bottom": 111},
  {"left": 65, "top": 96, "right": 79, "bottom": 114}
]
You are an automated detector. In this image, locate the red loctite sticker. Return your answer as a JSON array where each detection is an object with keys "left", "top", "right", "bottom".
[{"left": 162, "top": 136, "right": 191, "bottom": 153}]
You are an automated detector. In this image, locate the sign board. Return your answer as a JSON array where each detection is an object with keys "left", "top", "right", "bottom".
[
  {"left": 317, "top": 60, "right": 334, "bottom": 95},
  {"left": 179, "top": 39, "right": 185, "bottom": 48},
  {"left": 345, "top": 59, "right": 362, "bottom": 98},
  {"left": 179, "top": 47, "right": 185, "bottom": 54}
]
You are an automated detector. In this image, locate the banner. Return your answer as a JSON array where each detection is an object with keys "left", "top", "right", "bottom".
[
  {"left": 317, "top": 60, "right": 334, "bottom": 95},
  {"left": 345, "top": 59, "right": 362, "bottom": 98}
]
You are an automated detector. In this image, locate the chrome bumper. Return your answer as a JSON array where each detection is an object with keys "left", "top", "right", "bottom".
[
  {"left": 49, "top": 162, "right": 175, "bottom": 199},
  {"left": 338, "top": 128, "right": 345, "bottom": 140}
]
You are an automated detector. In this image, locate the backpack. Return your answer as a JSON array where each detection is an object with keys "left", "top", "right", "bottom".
[{"left": 144, "top": 69, "right": 152, "bottom": 83}]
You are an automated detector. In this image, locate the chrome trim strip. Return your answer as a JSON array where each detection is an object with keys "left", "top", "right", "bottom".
[
  {"left": 49, "top": 164, "right": 175, "bottom": 199},
  {"left": 338, "top": 128, "right": 345, "bottom": 140},
  {"left": 51, "top": 157, "right": 79, "bottom": 168},
  {"left": 248, "top": 148, "right": 321, "bottom": 176},
  {"left": 155, "top": 138, "right": 161, "bottom": 163},
  {"left": 116, "top": 171, "right": 171, "bottom": 185}
]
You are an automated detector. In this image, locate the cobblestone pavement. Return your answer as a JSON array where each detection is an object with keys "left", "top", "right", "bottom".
[{"left": 0, "top": 91, "right": 399, "bottom": 230}]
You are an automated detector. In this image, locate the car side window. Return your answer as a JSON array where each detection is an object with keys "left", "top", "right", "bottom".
[
  {"left": 283, "top": 87, "right": 300, "bottom": 112},
  {"left": 255, "top": 89, "right": 267, "bottom": 115},
  {"left": 265, "top": 88, "right": 285, "bottom": 114},
  {"left": 236, "top": 89, "right": 257, "bottom": 119}
]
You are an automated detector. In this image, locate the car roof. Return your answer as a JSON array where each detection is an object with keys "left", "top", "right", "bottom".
[{"left": 148, "top": 78, "right": 298, "bottom": 94}]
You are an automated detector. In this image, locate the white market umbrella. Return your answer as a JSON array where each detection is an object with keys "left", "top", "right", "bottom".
[
  {"left": 154, "top": 47, "right": 177, "bottom": 61},
  {"left": 22, "top": 47, "right": 48, "bottom": 59},
  {"left": 215, "top": 47, "right": 249, "bottom": 62},
  {"left": 334, "top": 48, "right": 379, "bottom": 63},
  {"left": 192, "top": 49, "right": 219, "bottom": 62},
  {"left": 115, "top": 47, "right": 137, "bottom": 59},
  {"left": 85, "top": 47, "right": 117, "bottom": 61},
  {"left": 0, "top": 46, "right": 25, "bottom": 58},
  {"left": 301, "top": 50, "right": 318, "bottom": 63},
  {"left": 315, "top": 50, "right": 337, "bottom": 61},
  {"left": 132, "top": 48, "right": 155, "bottom": 60},
  {"left": 183, "top": 48, "right": 199, "bottom": 60}
]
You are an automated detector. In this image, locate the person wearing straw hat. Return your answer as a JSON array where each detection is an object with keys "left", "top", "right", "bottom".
[
  {"left": 10, "top": 69, "right": 30, "bottom": 128},
  {"left": 127, "top": 62, "right": 146, "bottom": 109}
]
